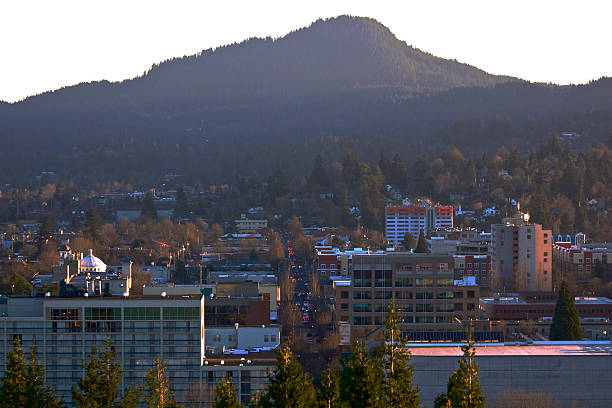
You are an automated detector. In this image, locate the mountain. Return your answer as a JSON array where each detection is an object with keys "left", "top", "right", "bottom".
[
  {"left": 0, "top": 16, "right": 610, "bottom": 185},
  {"left": 7, "top": 16, "right": 515, "bottom": 110}
]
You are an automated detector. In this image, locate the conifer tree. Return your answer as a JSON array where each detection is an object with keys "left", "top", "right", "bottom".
[
  {"left": 261, "top": 345, "right": 316, "bottom": 408},
  {"left": 375, "top": 305, "right": 419, "bottom": 408},
  {"left": 401, "top": 232, "right": 415, "bottom": 251},
  {"left": 141, "top": 194, "right": 158, "bottom": 220},
  {"left": 25, "top": 346, "right": 63, "bottom": 408},
  {"left": 414, "top": 229, "right": 429, "bottom": 253},
  {"left": 72, "top": 339, "right": 142, "bottom": 408},
  {"left": 434, "top": 336, "right": 486, "bottom": 408},
  {"left": 339, "top": 341, "right": 383, "bottom": 408},
  {"left": 214, "top": 378, "right": 241, "bottom": 408},
  {"left": 0, "top": 339, "right": 62, "bottom": 408},
  {"left": 549, "top": 281, "right": 582, "bottom": 340},
  {"left": 144, "top": 358, "right": 180, "bottom": 408},
  {"left": 0, "top": 338, "right": 28, "bottom": 407},
  {"left": 318, "top": 368, "right": 346, "bottom": 408},
  {"left": 85, "top": 208, "right": 102, "bottom": 241}
]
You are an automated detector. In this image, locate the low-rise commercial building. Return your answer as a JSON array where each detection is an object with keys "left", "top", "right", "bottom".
[
  {"left": 409, "top": 341, "right": 612, "bottom": 408},
  {"left": 480, "top": 293, "right": 612, "bottom": 321}
]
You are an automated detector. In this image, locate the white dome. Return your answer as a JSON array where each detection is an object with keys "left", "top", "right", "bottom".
[{"left": 80, "top": 249, "right": 107, "bottom": 273}]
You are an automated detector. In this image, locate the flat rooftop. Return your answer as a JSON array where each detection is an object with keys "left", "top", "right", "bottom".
[
  {"left": 406, "top": 341, "right": 612, "bottom": 356},
  {"left": 481, "top": 296, "right": 612, "bottom": 305}
]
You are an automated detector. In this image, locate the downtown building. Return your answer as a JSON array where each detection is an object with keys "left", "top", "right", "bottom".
[
  {"left": 0, "top": 294, "right": 278, "bottom": 407},
  {"left": 331, "top": 253, "right": 486, "bottom": 343},
  {"left": 490, "top": 213, "right": 552, "bottom": 292},
  {"left": 385, "top": 201, "right": 453, "bottom": 247}
]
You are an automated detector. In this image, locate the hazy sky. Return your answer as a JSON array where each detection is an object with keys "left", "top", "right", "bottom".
[{"left": 1, "top": 0, "right": 610, "bottom": 102}]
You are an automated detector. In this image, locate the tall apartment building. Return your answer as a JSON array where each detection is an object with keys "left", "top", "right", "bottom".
[
  {"left": 385, "top": 204, "right": 453, "bottom": 246},
  {"left": 0, "top": 294, "right": 277, "bottom": 407},
  {"left": 332, "top": 253, "right": 481, "bottom": 342},
  {"left": 490, "top": 222, "right": 552, "bottom": 292}
]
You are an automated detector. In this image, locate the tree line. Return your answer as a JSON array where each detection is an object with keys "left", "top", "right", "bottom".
[{"left": 215, "top": 306, "right": 485, "bottom": 408}]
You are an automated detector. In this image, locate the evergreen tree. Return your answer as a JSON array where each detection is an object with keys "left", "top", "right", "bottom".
[
  {"left": 141, "top": 194, "right": 158, "bottom": 220},
  {"left": 0, "top": 339, "right": 62, "bottom": 408},
  {"left": 342, "top": 150, "right": 362, "bottom": 186},
  {"left": 261, "top": 345, "right": 316, "bottom": 408},
  {"left": 85, "top": 208, "right": 102, "bottom": 241},
  {"left": 173, "top": 186, "right": 188, "bottom": 220},
  {"left": 401, "top": 232, "right": 415, "bottom": 250},
  {"left": 434, "top": 336, "right": 486, "bottom": 408},
  {"left": 375, "top": 305, "right": 419, "bottom": 408},
  {"left": 318, "top": 368, "right": 345, "bottom": 408},
  {"left": 341, "top": 189, "right": 353, "bottom": 228},
  {"left": 214, "top": 378, "right": 241, "bottom": 408},
  {"left": 390, "top": 153, "right": 408, "bottom": 190},
  {"left": 339, "top": 341, "right": 383, "bottom": 408},
  {"left": 309, "top": 154, "right": 329, "bottom": 189},
  {"left": 379, "top": 153, "right": 392, "bottom": 184},
  {"left": 38, "top": 216, "right": 54, "bottom": 248},
  {"left": 549, "top": 281, "right": 582, "bottom": 340},
  {"left": 144, "top": 358, "right": 180, "bottom": 408},
  {"left": 414, "top": 229, "right": 429, "bottom": 253},
  {"left": 72, "top": 339, "right": 142, "bottom": 408},
  {"left": 25, "top": 346, "right": 63, "bottom": 408},
  {"left": 0, "top": 338, "right": 28, "bottom": 407}
]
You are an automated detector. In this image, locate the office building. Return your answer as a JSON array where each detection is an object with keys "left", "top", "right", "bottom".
[{"left": 332, "top": 253, "right": 485, "bottom": 342}]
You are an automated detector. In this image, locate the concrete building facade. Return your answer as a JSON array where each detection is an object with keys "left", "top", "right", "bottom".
[
  {"left": 490, "top": 223, "right": 552, "bottom": 292},
  {"left": 0, "top": 295, "right": 276, "bottom": 407}
]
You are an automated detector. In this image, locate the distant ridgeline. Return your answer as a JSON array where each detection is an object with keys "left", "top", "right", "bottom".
[{"left": 0, "top": 15, "right": 611, "bottom": 185}]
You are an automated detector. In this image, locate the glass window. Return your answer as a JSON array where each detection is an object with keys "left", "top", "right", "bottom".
[
  {"left": 437, "top": 291, "right": 454, "bottom": 299},
  {"left": 437, "top": 278, "right": 454, "bottom": 286},
  {"left": 416, "top": 292, "right": 434, "bottom": 299},
  {"left": 374, "top": 291, "right": 392, "bottom": 300},
  {"left": 395, "top": 291, "right": 413, "bottom": 300}
]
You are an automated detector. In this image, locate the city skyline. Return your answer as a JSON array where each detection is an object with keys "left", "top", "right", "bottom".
[{"left": 1, "top": 0, "right": 611, "bottom": 102}]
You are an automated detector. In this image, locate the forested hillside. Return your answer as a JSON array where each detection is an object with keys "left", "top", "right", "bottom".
[{"left": 0, "top": 16, "right": 611, "bottom": 186}]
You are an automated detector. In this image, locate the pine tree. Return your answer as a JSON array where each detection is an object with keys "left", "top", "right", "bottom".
[
  {"left": 309, "top": 154, "right": 329, "bottom": 189},
  {"left": 262, "top": 345, "right": 316, "bottom": 408},
  {"left": 214, "top": 378, "right": 241, "bottom": 408},
  {"left": 85, "top": 208, "right": 102, "bottom": 241},
  {"left": 401, "top": 232, "right": 415, "bottom": 250},
  {"left": 318, "top": 368, "right": 346, "bottom": 408},
  {"left": 435, "top": 336, "right": 486, "bottom": 408},
  {"left": 0, "top": 338, "right": 29, "bottom": 407},
  {"left": 141, "top": 194, "right": 158, "bottom": 220},
  {"left": 414, "top": 229, "right": 429, "bottom": 253},
  {"left": 339, "top": 341, "right": 383, "bottom": 408},
  {"left": 38, "top": 216, "right": 54, "bottom": 248},
  {"left": 173, "top": 186, "right": 188, "bottom": 220},
  {"left": 375, "top": 305, "right": 419, "bottom": 408},
  {"left": 25, "top": 346, "right": 63, "bottom": 408},
  {"left": 0, "top": 339, "right": 62, "bottom": 407},
  {"left": 144, "top": 358, "right": 180, "bottom": 408},
  {"left": 549, "top": 281, "right": 582, "bottom": 340},
  {"left": 72, "top": 339, "right": 142, "bottom": 408}
]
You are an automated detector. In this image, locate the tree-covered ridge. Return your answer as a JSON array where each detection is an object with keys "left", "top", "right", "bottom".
[{"left": 6, "top": 16, "right": 515, "bottom": 108}]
